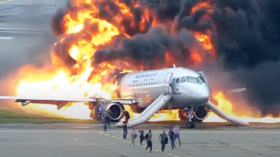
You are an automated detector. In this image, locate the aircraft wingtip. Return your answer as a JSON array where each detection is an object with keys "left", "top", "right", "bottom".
[{"left": 227, "top": 87, "right": 247, "bottom": 93}]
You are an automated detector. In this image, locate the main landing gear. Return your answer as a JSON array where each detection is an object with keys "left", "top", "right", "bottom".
[{"left": 186, "top": 107, "right": 195, "bottom": 129}]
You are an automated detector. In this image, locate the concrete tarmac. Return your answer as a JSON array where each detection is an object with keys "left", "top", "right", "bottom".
[{"left": 0, "top": 124, "right": 279, "bottom": 157}]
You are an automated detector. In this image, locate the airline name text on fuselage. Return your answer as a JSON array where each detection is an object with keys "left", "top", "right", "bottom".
[{"left": 135, "top": 73, "right": 158, "bottom": 79}]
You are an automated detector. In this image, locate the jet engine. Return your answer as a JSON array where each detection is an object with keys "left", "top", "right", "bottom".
[
  {"left": 94, "top": 103, "right": 124, "bottom": 122},
  {"left": 193, "top": 105, "right": 209, "bottom": 122},
  {"left": 178, "top": 105, "right": 209, "bottom": 122}
]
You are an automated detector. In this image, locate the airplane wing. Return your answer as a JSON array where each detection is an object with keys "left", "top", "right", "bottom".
[
  {"left": 0, "top": 96, "right": 98, "bottom": 104},
  {"left": 0, "top": 96, "right": 137, "bottom": 109}
]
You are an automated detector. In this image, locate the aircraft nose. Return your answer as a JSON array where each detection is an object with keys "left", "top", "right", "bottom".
[{"left": 197, "top": 86, "right": 210, "bottom": 102}]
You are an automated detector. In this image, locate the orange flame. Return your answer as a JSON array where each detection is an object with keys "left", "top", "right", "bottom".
[
  {"left": 121, "top": 105, "right": 180, "bottom": 122},
  {"left": 204, "top": 91, "right": 280, "bottom": 123},
  {"left": 191, "top": 1, "right": 212, "bottom": 14}
]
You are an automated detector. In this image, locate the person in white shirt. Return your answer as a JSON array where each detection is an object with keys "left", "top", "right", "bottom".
[
  {"left": 173, "top": 125, "right": 181, "bottom": 146},
  {"left": 130, "top": 128, "right": 137, "bottom": 147}
]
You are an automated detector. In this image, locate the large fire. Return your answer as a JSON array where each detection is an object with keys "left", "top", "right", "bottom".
[{"left": 11, "top": 0, "right": 280, "bottom": 123}]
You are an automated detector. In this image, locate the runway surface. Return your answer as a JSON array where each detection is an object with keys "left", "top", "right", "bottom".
[
  {"left": 0, "top": 0, "right": 59, "bottom": 80},
  {"left": 0, "top": 124, "right": 279, "bottom": 157}
]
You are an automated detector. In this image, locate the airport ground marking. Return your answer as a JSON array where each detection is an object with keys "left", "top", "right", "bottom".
[{"left": 97, "top": 131, "right": 181, "bottom": 157}]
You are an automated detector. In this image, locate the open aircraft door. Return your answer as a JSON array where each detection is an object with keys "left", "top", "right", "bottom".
[{"left": 163, "top": 72, "right": 173, "bottom": 94}]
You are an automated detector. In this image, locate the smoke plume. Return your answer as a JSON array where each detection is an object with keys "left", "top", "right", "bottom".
[{"left": 50, "top": 0, "right": 280, "bottom": 116}]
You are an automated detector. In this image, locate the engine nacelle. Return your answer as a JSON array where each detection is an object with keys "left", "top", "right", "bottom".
[
  {"left": 178, "top": 105, "right": 209, "bottom": 122},
  {"left": 94, "top": 103, "right": 124, "bottom": 121},
  {"left": 193, "top": 105, "right": 209, "bottom": 122}
]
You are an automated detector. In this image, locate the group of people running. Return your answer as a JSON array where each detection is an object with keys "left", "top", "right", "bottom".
[
  {"left": 101, "top": 109, "right": 181, "bottom": 152},
  {"left": 130, "top": 125, "right": 181, "bottom": 152}
]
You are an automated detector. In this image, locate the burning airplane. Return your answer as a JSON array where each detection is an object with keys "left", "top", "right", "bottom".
[{"left": 0, "top": 0, "right": 280, "bottom": 126}]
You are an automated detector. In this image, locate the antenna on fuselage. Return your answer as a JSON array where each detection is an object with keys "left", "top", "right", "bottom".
[{"left": 173, "top": 64, "right": 176, "bottom": 68}]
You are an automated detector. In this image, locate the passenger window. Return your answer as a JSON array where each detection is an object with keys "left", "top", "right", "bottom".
[
  {"left": 186, "top": 77, "right": 198, "bottom": 84},
  {"left": 175, "top": 78, "right": 180, "bottom": 83},
  {"left": 180, "top": 77, "right": 186, "bottom": 83}
]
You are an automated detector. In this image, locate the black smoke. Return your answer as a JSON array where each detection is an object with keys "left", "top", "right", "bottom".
[
  {"left": 51, "top": 8, "right": 66, "bottom": 36},
  {"left": 50, "top": 0, "right": 280, "bottom": 116},
  {"left": 93, "top": 27, "right": 205, "bottom": 70}
]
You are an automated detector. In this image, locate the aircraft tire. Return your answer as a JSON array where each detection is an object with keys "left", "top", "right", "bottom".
[{"left": 186, "top": 122, "right": 195, "bottom": 129}]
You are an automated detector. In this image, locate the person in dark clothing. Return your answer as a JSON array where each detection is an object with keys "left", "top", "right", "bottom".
[
  {"left": 138, "top": 130, "right": 145, "bottom": 145},
  {"left": 123, "top": 121, "right": 128, "bottom": 140},
  {"left": 106, "top": 115, "right": 110, "bottom": 127},
  {"left": 106, "top": 111, "right": 111, "bottom": 127},
  {"left": 159, "top": 130, "right": 168, "bottom": 152},
  {"left": 101, "top": 112, "right": 108, "bottom": 131},
  {"left": 123, "top": 109, "right": 130, "bottom": 122},
  {"left": 145, "top": 130, "right": 152, "bottom": 152},
  {"left": 168, "top": 127, "right": 176, "bottom": 149}
]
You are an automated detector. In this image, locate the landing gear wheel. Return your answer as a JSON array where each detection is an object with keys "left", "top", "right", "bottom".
[{"left": 186, "top": 122, "right": 195, "bottom": 129}]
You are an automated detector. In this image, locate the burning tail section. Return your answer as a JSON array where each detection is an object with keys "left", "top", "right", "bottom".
[
  {"left": 116, "top": 94, "right": 172, "bottom": 128},
  {"left": 205, "top": 101, "right": 249, "bottom": 126}
]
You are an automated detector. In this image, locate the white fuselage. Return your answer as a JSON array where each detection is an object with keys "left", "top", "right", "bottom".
[{"left": 117, "top": 67, "right": 210, "bottom": 109}]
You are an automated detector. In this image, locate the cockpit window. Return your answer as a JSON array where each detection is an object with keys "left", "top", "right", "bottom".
[
  {"left": 198, "top": 76, "right": 206, "bottom": 83},
  {"left": 186, "top": 77, "right": 198, "bottom": 84},
  {"left": 180, "top": 77, "right": 186, "bottom": 83},
  {"left": 175, "top": 78, "right": 180, "bottom": 83},
  {"left": 197, "top": 76, "right": 204, "bottom": 84}
]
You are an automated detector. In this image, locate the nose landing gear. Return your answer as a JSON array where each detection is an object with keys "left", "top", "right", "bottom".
[{"left": 186, "top": 107, "right": 195, "bottom": 129}]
